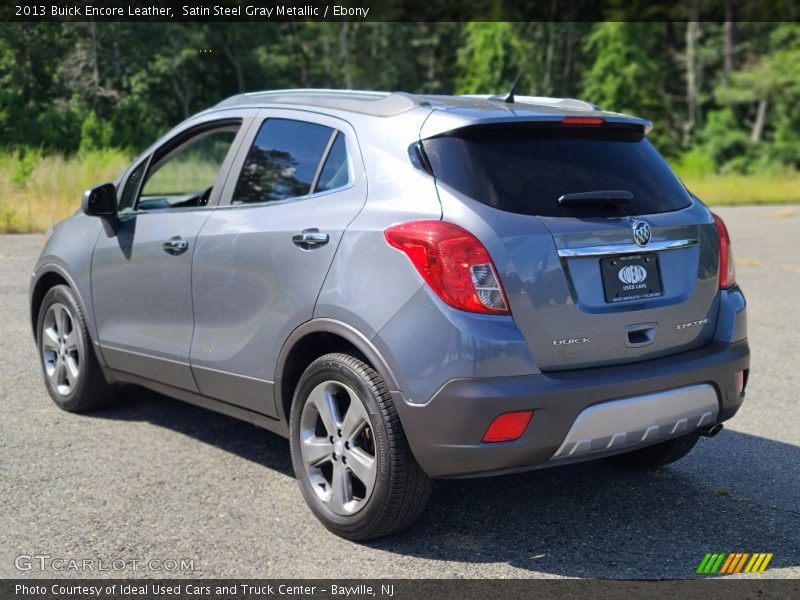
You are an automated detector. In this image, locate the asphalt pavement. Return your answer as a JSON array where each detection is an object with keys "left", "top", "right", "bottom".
[{"left": 1, "top": 204, "right": 798, "bottom": 579}]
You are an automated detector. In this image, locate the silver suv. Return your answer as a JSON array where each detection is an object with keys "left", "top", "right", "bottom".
[{"left": 30, "top": 89, "right": 749, "bottom": 540}]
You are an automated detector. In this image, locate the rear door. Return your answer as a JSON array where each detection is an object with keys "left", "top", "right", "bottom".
[
  {"left": 422, "top": 120, "right": 720, "bottom": 370},
  {"left": 189, "top": 109, "right": 367, "bottom": 415}
]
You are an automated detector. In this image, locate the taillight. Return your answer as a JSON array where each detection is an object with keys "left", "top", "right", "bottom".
[
  {"left": 482, "top": 411, "right": 533, "bottom": 443},
  {"left": 384, "top": 220, "right": 510, "bottom": 315},
  {"left": 736, "top": 370, "right": 746, "bottom": 396},
  {"left": 712, "top": 212, "right": 736, "bottom": 288}
]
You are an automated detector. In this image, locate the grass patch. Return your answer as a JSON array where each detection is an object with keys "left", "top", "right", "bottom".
[
  {"left": 680, "top": 172, "right": 800, "bottom": 206},
  {"left": 143, "top": 159, "right": 222, "bottom": 195},
  {"left": 0, "top": 149, "right": 131, "bottom": 233},
  {"left": 0, "top": 150, "right": 225, "bottom": 233}
]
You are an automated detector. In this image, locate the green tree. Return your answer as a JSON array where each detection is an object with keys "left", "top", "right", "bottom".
[
  {"left": 78, "top": 111, "right": 112, "bottom": 155},
  {"left": 708, "top": 24, "right": 800, "bottom": 169},
  {"left": 696, "top": 109, "right": 752, "bottom": 172},
  {"left": 0, "top": 19, "right": 797, "bottom": 175},
  {"left": 581, "top": 22, "right": 677, "bottom": 153},
  {"left": 455, "top": 22, "right": 524, "bottom": 95}
]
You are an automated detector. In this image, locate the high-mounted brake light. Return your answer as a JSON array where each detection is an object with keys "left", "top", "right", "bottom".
[
  {"left": 712, "top": 212, "right": 736, "bottom": 288},
  {"left": 384, "top": 220, "right": 510, "bottom": 315},
  {"left": 561, "top": 117, "right": 605, "bottom": 127},
  {"left": 483, "top": 411, "right": 533, "bottom": 443}
]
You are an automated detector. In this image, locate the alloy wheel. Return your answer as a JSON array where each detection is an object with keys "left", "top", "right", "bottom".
[
  {"left": 41, "top": 303, "right": 80, "bottom": 396},
  {"left": 299, "top": 380, "right": 378, "bottom": 515}
]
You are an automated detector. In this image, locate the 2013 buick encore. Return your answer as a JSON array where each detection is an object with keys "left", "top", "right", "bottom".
[{"left": 30, "top": 89, "right": 749, "bottom": 540}]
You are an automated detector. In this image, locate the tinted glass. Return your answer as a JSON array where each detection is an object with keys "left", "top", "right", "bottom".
[
  {"left": 422, "top": 126, "right": 692, "bottom": 218},
  {"left": 233, "top": 119, "right": 334, "bottom": 204},
  {"left": 315, "top": 133, "right": 350, "bottom": 193}
]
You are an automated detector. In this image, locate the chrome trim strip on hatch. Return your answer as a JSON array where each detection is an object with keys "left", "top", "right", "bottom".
[{"left": 557, "top": 238, "right": 699, "bottom": 258}]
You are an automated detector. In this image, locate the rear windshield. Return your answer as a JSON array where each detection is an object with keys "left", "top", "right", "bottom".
[{"left": 421, "top": 125, "right": 692, "bottom": 218}]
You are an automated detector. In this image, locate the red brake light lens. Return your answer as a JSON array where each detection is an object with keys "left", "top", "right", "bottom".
[
  {"left": 483, "top": 411, "right": 533, "bottom": 443},
  {"left": 384, "top": 220, "right": 509, "bottom": 315},
  {"left": 561, "top": 117, "right": 605, "bottom": 127},
  {"left": 712, "top": 212, "right": 736, "bottom": 288},
  {"left": 736, "top": 370, "right": 746, "bottom": 396}
]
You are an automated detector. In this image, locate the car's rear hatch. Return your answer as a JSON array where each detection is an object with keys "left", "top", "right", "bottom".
[{"left": 420, "top": 114, "right": 721, "bottom": 371}]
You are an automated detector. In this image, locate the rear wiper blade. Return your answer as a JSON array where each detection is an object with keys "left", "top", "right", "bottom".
[{"left": 558, "top": 190, "right": 633, "bottom": 207}]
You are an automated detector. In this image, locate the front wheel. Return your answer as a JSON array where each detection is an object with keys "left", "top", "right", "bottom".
[
  {"left": 36, "top": 285, "right": 115, "bottom": 412},
  {"left": 289, "top": 353, "right": 431, "bottom": 540}
]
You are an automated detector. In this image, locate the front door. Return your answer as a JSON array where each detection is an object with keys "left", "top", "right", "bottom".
[{"left": 92, "top": 119, "right": 246, "bottom": 391}]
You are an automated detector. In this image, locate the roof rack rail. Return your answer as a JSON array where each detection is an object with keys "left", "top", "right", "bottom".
[{"left": 215, "top": 89, "right": 428, "bottom": 117}]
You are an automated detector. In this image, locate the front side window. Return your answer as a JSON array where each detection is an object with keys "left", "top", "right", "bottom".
[
  {"left": 232, "top": 118, "right": 346, "bottom": 205},
  {"left": 137, "top": 124, "right": 240, "bottom": 211}
]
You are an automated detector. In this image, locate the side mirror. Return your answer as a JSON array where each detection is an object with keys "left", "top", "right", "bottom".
[{"left": 82, "top": 183, "right": 117, "bottom": 217}]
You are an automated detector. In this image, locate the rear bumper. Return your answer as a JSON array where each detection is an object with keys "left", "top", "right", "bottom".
[{"left": 394, "top": 338, "right": 749, "bottom": 478}]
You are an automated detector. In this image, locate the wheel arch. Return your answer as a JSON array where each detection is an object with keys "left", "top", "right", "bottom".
[
  {"left": 274, "top": 319, "right": 401, "bottom": 426},
  {"left": 30, "top": 266, "right": 78, "bottom": 341}
]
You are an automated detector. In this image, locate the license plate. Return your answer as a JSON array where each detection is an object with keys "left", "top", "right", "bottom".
[{"left": 600, "top": 253, "right": 663, "bottom": 303}]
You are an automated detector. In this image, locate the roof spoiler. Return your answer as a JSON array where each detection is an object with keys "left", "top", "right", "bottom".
[{"left": 423, "top": 117, "right": 653, "bottom": 141}]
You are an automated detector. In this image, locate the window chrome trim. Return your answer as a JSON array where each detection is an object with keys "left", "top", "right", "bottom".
[
  {"left": 310, "top": 129, "right": 340, "bottom": 193},
  {"left": 221, "top": 182, "right": 356, "bottom": 210},
  {"left": 557, "top": 238, "right": 699, "bottom": 258}
]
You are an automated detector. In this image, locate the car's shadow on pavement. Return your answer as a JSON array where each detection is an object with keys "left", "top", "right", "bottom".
[
  {"left": 373, "top": 430, "right": 800, "bottom": 578},
  {"left": 91, "top": 387, "right": 295, "bottom": 477},
  {"left": 93, "top": 388, "right": 799, "bottom": 579}
]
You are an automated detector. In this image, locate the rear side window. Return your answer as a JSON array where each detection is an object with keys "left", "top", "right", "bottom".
[
  {"left": 315, "top": 133, "right": 350, "bottom": 193},
  {"left": 232, "top": 118, "right": 343, "bottom": 204},
  {"left": 422, "top": 125, "right": 692, "bottom": 218}
]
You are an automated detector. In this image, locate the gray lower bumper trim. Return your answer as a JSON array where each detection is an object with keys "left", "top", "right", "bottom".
[
  {"left": 393, "top": 339, "right": 747, "bottom": 478},
  {"left": 551, "top": 384, "right": 718, "bottom": 459}
]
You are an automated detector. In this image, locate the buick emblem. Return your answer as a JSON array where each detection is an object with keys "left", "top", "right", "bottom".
[{"left": 632, "top": 220, "right": 651, "bottom": 247}]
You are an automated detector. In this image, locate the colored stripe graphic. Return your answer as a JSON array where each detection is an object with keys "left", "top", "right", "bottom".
[
  {"left": 697, "top": 553, "right": 727, "bottom": 574},
  {"left": 699, "top": 553, "right": 774, "bottom": 574},
  {"left": 722, "top": 553, "right": 749, "bottom": 574},
  {"left": 745, "top": 554, "right": 760, "bottom": 573},
  {"left": 711, "top": 553, "right": 726, "bottom": 573},
  {"left": 733, "top": 553, "right": 750, "bottom": 573},
  {"left": 696, "top": 553, "right": 714, "bottom": 574},
  {"left": 720, "top": 553, "right": 736, "bottom": 573},
  {"left": 747, "top": 553, "right": 774, "bottom": 573},
  {"left": 760, "top": 553, "right": 774, "bottom": 571}
]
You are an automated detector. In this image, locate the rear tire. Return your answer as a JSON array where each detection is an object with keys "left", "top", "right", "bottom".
[
  {"left": 36, "top": 285, "right": 116, "bottom": 412},
  {"left": 606, "top": 433, "right": 700, "bottom": 470},
  {"left": 289, "top": 353, "right": 431, "bottom": 540}
]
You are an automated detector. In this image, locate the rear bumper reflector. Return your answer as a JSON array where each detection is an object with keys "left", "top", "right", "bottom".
[{"left": 483, "top": 411, "right": 533, "bottom": 443}]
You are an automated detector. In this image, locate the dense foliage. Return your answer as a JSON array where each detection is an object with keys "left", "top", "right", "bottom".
[{"left": 0, "top": 21, "right": 798, "bottom": 174}]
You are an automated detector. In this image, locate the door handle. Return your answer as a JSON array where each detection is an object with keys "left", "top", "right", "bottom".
[
  {"left": 292, "top": 229, "right": 329, "bottom": 249},
  {"left": 162, "top": 237, "right": 189, "bottom": 256}
]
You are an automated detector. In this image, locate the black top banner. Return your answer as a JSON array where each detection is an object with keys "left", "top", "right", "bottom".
[{"left": 3, "top": 0, "right": 800, "bottom": 22}]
